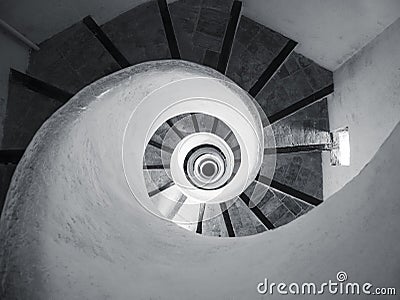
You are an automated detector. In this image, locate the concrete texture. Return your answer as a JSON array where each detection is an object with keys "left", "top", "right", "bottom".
[
  {"left": 323, "top": 17, "right": 400, "bottom": 198},
  {"left": 1, "top": 59, "right": 399, "bottom": 299}
]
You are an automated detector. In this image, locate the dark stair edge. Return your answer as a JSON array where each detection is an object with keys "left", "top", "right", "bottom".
[
  {"left": 148, "top": 140, "right": 174, "bottom": 154},
  {"left": 166, "top": 119, "right": 185, "bottom": 139},
  {"left": 196, "top": 203, "right": 206, "bottom": 234},
  {"left": 148, "top": 180, "right": 175, "bottom": 197},
  {"left": 211, "top": 117, "right": 219, "bottom": 134},
  {"left": 220, "top": 202, "right": 235, "bottom": 237},
  {"left": 82, "top": 16, "right": 130, "bottom": 68},
  {"left": 255, "top": 174, "right": 323, "bottom": 206},
  {"left": 238, "top": 192, "right": 275, "bottom": 230},
  {"left": 249, "top": 39, "right": 298, "bottom": 97},
  {"left": 224, "top": 130, "right": 234, "bottom": 142},
  {"left": 157, "top": 0, "right": 180, "bottom": 59},
  {"left": 216, "top": 1, "right": 242, "bottom": 74},
  {"left": 264, "top": 144, "right": 330, "bottom": 155},
  {"left": 0, "top": 149, "right": 25, "bottom": 165},
  {"left": 10, "top": 69, "right": 73, "bottom": 103},
  {"left": 143, "top": 164, "right": 170, "bottom": 170},
  {"left": 191, "top": 113, "right": 200, "bottom": 132},
  {"left": 268, "top": 84, "right": 334, "bottom": 125}
]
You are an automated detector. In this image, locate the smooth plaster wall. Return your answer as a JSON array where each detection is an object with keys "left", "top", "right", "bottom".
[
  {"left": 323, "top": 17, "right": 400, "bottom": 199},
  {"left": 0, "top": 30, "right": 30, "bottom": 148}
]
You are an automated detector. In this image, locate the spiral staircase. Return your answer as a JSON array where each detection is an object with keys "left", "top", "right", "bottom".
[{"left": 0, "top": 0, "right": 333, "bottom": 239}]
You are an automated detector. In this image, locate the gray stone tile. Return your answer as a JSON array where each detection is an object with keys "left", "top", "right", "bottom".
[
  {"left": 226, "top": 44, "right": 268, "bottom": 90},
  {"left": 234, "top": 16, "right": 261, "bottom": 47},
  {"left": 295, "top": 52, "right": 313, "bottom": 68},
  {"left": 143, "top": 169, "right": 172, "bottom": 192},
  {"left": 143, "top": 145, "right": 171, "bottom": 166},
  {"left": 102, "top": 1, "right": 170, "bottom": 65},
  {"left": 28, "top": 50, "right": 83, "bottom": 94},
  {"left": 196, "top": 113, "right": 215, "bottom": 132},
  {"left": 267, "top": 204, "right": 290, "bottom": 224},
  {"left": 195, "top": 7, "right": 229, "bottom": 40},
  {"left": 273, "top": 210, "right": 296, "bottom": 227},
  {"left": 0, "top": 164, "right": 16, "bottom": 212},
  {"left": 281, "top": 69, "right": 314, "bottom": 103},
  {"left": 202, "top": 204, "right": 229, "bottom": 237},
  {"left": 151, "top": 122, "right": 181, "bottom": 149},
  {"left": 303, "top": 63, "right": 333, "bottom": 91},
  {"left": 257, "top": 189, "right": 283, "bottom": 216},
  {"left": 256, "top": 79, "right": 291, "bottom": 117},
  {"left": 230, "top": 199, "right": 263, "bottom": 236},
  {"left": 281, "top": 196, "right": 302, "bottom": 216},
  {"left": 170, "top": 114, "right": 196, "bottom": 136},
  {"left": 202, "top": 0, "right": 233, "bottom": 13},
  {"left": 285, "top": 54, "right": 301, "bottom": 74},
  {"left": 280, "top": 155, "right": 302, "bottom": 185},
  {"left": 3, "top": 83, "right": 62, "bottom": 148},
  {"left": 193, "top": 31, "right": 223, "bottom": 52},
  {"left": 296, "top": 199, "right": 311, "bottom": 211}
]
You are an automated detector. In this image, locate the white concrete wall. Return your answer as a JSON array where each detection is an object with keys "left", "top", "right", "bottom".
[
  {"left": 323, "top": 17, "right": 400, "bottom": 199},
  {"left": 0, "top": 30, "right": 30, "bottom": 148}
]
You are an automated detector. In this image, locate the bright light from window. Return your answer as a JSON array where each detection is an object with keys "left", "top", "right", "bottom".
[{"left": 330, "top": 127, "right": 350, "bottom": 166}]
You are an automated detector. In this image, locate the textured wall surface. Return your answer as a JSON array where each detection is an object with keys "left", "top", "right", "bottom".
[
  {"left": 0, "top": 60, "right": 399, "bottom": 299},
  {"left": 323, "top": 17, "right": 400, "bottom": 198}
]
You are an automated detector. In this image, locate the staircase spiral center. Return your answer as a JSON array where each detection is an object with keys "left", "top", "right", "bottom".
[{"left": 185, "top": 144, "right": 227, "bottom": 190}]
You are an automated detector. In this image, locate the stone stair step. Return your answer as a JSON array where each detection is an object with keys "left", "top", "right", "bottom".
[
  {"left": 102, "top": 1, "right": 171, "bottom": 66},
  {"left": 28, "top": 21, "right": 121, "bottom": 94}
]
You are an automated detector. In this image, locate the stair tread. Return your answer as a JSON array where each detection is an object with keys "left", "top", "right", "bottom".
[
  {"left": 3, "top": 82, "right": 63, "bottom": 148},
  {"left": 169, "top": 0, "right": 233, "bottom": 64},
  {"left": 226, "top": 16, "right": 289, "bottom": 91},
  {"left": 244, "top": 182, "right": 312, "bottom": 228},
  {"left": 256, "top": 51, "right": 333, "bottom": 118},
  {"left": 228, "top": 197, "right": 266, "bottom": 236},
  {"left": 101, "top": 1, "right": 170, "bottom": 65},
  {"left": 143, "top": 145, "right": 171, "bottom": 169},
  {"left": 263, "top": 98, "right": 330, "bottom": 149},
  {"left": 28, "top": 21, "right": 121, "bottom": 94}
]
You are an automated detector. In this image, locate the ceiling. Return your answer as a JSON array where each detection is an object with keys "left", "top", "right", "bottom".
[{"left": 243, "top": 0, "right": 400, "bottom": 70}]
